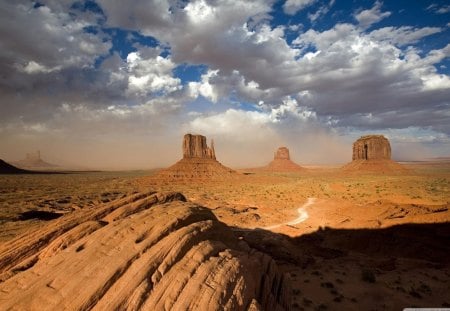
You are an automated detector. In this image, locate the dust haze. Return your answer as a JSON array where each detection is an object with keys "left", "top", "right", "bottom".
[{"left": 1, "top": 128, "right": 443, "bottom": 170}]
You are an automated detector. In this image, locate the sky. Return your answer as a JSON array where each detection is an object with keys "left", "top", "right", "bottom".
[{"left": 0, "top": 0, "right": 449, "bottom": 169}]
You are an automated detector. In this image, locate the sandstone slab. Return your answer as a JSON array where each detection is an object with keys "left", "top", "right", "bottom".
[{"left": 0, "top": 191, "right": 290, "bottom": 310}]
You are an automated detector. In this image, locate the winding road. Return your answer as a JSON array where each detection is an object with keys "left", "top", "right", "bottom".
[{"left": 264, "top": 197, "right": 316, "bottom": 230}]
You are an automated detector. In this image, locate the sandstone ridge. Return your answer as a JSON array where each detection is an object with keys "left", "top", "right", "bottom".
[
  {"left": 156, "top": 134, "right": 237, "bottom": 179},
  {"left": 0, "top": 191, "right": 290, "bottom": 310},
  {"left": 0, "top": 159, "right": 31, "bottom": 174},
  {"left": 343, "top": 135, "right": 406, "bottom": 173},
  {"left": 264, "top": 147, "right": 304, "bottom": 172}
]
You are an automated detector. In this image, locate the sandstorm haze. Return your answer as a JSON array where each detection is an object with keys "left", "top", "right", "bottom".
[{"left": 0, "top": 0, "right": 449, "bottom": 169}]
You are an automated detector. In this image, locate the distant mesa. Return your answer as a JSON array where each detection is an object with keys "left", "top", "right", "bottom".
[
  {"left": 264, "top": 147, "right": 304, "bottom": 172},
  {"left": 156, "top": 134, "right": 237, "bottom": 179},
  {"left": 12, "top": 150, "right": 57, "bottom": 169},
  {"left": 342, "top": 135, "right": 406, "bottom": 173}
]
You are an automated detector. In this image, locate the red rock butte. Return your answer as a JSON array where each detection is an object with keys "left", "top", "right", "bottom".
[
  {"left": 343, "top": 135, "right": 406, "bottom": 173},
  {"left": 264, "top": 147, "right": 304, "bottom": 172},
  {"left": 156, "top": 134, "right": 237, "bottom": 179}
]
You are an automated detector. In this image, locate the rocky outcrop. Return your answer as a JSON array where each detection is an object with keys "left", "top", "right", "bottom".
[
  {"left": 343, "top": 135, "right": 406, "bottom": 173},
  {"left": 352, "top": 135, "right": 391, "bottom": 160},
  {"left": 156, "top": 134, "right": 237, "bottom": 179},
  {"left": 0, "top": 191, "right": 291, "bottom": 310},
  {"left": 264, "top": 147, "right": 304, "bottom": 172},
  {"left": 0, "top": 159, "right": 30, "bottom": 174}
]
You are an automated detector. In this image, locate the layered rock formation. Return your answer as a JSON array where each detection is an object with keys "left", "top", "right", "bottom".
[
  {"left": 156, "top": 134, "right": 236, "bottom": 179},
  {"left": 264, "top": 147, "right": 304, "bottom": 172},
  {"left": 343, "top": 135, "right": 406, "bottom": 173},
  {"left": 0, "top": 191, "right": 291, "bottom": 310}
]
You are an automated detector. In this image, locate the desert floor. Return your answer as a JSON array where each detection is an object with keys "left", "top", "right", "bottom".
[{"left": 1, "top": 162, "right": 449, "bottom": 310}]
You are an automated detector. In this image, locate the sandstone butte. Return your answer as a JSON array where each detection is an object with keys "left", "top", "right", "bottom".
[
  {"left": 156, "top": 133, "right": 237, "bottom": 179},
  {"left": 342, "top": 135, "right": 406, "bottom": 173},
  {"left": 12, "top": 150, "right": 57, "bottom": 169},
  {"left": 0, "top": 191, "right": 291, "bottom": 310},
  {"left": 264, "top": 147, "right": 304, "bottom": 172}
]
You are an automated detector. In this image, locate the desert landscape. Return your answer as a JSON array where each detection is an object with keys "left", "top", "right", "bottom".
[
  {"left": 1, "top": 1, "right": 450, "bottom": 310},
  {"left": 0, "top": 134, "right": 449, "bottom": 310}
]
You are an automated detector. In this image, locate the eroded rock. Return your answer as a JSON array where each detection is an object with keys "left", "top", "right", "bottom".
[{"left": 0, "top": 191, "right": 290, "bottom": 310}]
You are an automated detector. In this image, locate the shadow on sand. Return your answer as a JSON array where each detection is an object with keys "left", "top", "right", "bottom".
[{"left": 237, "top": 222, "right": 450, "bottom": 266}]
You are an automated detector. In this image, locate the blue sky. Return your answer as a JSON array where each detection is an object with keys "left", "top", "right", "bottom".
[{"left": 0, "top": 0, "right": 449, "bottom": 169}]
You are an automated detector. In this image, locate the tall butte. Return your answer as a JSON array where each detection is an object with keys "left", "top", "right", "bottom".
[
  {"left": 156, "top": 134, "right": 236, "bottom": 179},
  {"left": 264, "top": 147, "right": 304, "bottom": 171},
  {"left": 343, "top": 135, "right": 406, "bottom": 173}
]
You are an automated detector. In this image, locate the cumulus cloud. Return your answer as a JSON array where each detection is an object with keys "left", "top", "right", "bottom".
[
  {"left": 0, "top": 1, "right": 110, "bottom": 73},
  {"left": 188, "top": 70, "right": 220, "bottom": 102},
  {"left": 126, "top": 51, "right": 181, "bottom": 97}
]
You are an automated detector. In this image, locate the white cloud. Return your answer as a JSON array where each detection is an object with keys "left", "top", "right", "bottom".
[
  {"left": 427, "top": 3, "right": 450, "bottom": 14},
  {"left": 20, "top": 61, "right": 61, "bottom": 74},
  {"left": 354, "top": 1, "right": 391, "bottom": 29},
  {"left": 369, "top": 26, "right": 442, "bottom": 46},
  {"left": 0, "top": 2, "right": 111, "bottom": 72},
  {"left": 308, "top": 0, "right": 335, "bottom": 22},
  {"left": 126, "top": 51, "right": 181, "bottom": 96},
  {"left": 283, "top": 0, "right": 318, "bottom": 15},
  {"left": 188, "top": 70, "right": 220, "bottom": 102}
]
